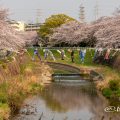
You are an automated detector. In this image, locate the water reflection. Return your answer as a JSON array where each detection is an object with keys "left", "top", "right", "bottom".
[{"left": 13, "top": 82, "right": 120, "bottom": 120}]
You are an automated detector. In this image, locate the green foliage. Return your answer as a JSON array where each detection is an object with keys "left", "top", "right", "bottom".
[
  {"left": 39, "top": 25, "right": 53, "bottom": 38},
  {"left": 38, "top": 14, "right": 75, "bottom": 41},
  {"left": 102, "top": 88, "right": 112, "bottom": 98},
  {"left": 45, "top": 14, "right": 74, "bottom": 28},
  {"left": 102, "top": 80, "right": 120, "bottom": 99},
  {"left": 0, "top": 93, "right": 7, "bottom": 104},
  {"left": 115, "top": 89, "right": 120, "bottom": 97},
  {"left": 109, "top": 80, "right": 120, "bottom": 91}
]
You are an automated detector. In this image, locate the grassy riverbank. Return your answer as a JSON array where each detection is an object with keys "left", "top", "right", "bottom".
[
  {"left": 0, "top": 48, "right": 119, "bottom": 119},
  {"left": 27, "top": 48, "right": 120, "bottom": 100},
  {"left": 0, "top": 54, "right": 52, "bottom": 120}
]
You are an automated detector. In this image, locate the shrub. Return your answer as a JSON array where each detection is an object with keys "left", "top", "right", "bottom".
[
  {"left": 109, "top": 80, "right": 119, "bottom": 91},
  {"left": 102, "top": 88, "right": 112, "bottom": 98},
  {"left": 114, "top": 89, "right": 120, "bottom": 97}
]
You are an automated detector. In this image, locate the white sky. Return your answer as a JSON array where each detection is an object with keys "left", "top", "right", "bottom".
[{"left": 1, "top": 0, "right": 120, "bottom": 23}]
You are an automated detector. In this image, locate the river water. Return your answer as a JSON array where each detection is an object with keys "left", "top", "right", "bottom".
[{"left": 13, "top": 81, "right": 120, "bottom": 120}]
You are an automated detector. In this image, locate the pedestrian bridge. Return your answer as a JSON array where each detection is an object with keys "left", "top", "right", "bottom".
[
  {"left": 47, "top": 62, "right": 103, "bottom": 82},
  {"left": 47, "top": 62, "right": 81, "bottom": 74}
]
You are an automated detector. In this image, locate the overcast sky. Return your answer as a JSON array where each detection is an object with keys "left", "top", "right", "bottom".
[{"left": 1, "top": 0, "right": 120, "bottom": 23}]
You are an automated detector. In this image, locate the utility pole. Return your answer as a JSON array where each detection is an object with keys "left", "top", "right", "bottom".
[
  {"left": 94, "top": 0, "right": 99, "bottom": 20},
  {"left": 36, "top": 9, "right": 41, "bottom": 23},
  {"left": 79, "top": 4, "right": 85, "bottom": 23}
]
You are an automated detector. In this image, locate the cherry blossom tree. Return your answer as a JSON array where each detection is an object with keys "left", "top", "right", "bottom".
[
  {"left": 0, "top": 8, "right": 25, "bottom": 51},
  {"left": 50, "top": 15, "right": 120, "bottom": 48},
  {"left": 0, "top": 8, "right": 38, "bottom": 51}
]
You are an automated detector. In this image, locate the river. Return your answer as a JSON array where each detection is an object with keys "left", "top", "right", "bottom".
[{"left": 12, "top": 81, "right": 120, "bottom": 120}]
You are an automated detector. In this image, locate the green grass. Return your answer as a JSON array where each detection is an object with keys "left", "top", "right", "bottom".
[
  {"left": 0, "top": 82, "right": 9, "bottom": 104},
  {"left": 0, "top": 83, "right": 10, "bottom": 120},
  {"left": 27, "top": 48, "right": 96, "bottom": 66}
]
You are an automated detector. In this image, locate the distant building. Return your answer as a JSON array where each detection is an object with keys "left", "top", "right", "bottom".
[
  {"left": 7, "top": 20, "right": 42, "bottom": 32},
  {"left": 25, "top": 23, "right": 42, "bottom": 31},
  {"left": 7, "top": 20, "right": 25, "bottom": 31}
]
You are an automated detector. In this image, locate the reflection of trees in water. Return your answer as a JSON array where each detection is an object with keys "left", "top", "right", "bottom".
[
  {"left": 14, "top": 84, "right": 120, "bottom": 120},
  {"left": 41, "top": 84, "right": 102, "bottom": 111},
  {"left": 40, "top": 88, "right": 67, "bottom": 113},
  {"left": 40, "top": 84, "right": 119, "bottom": 119}
]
